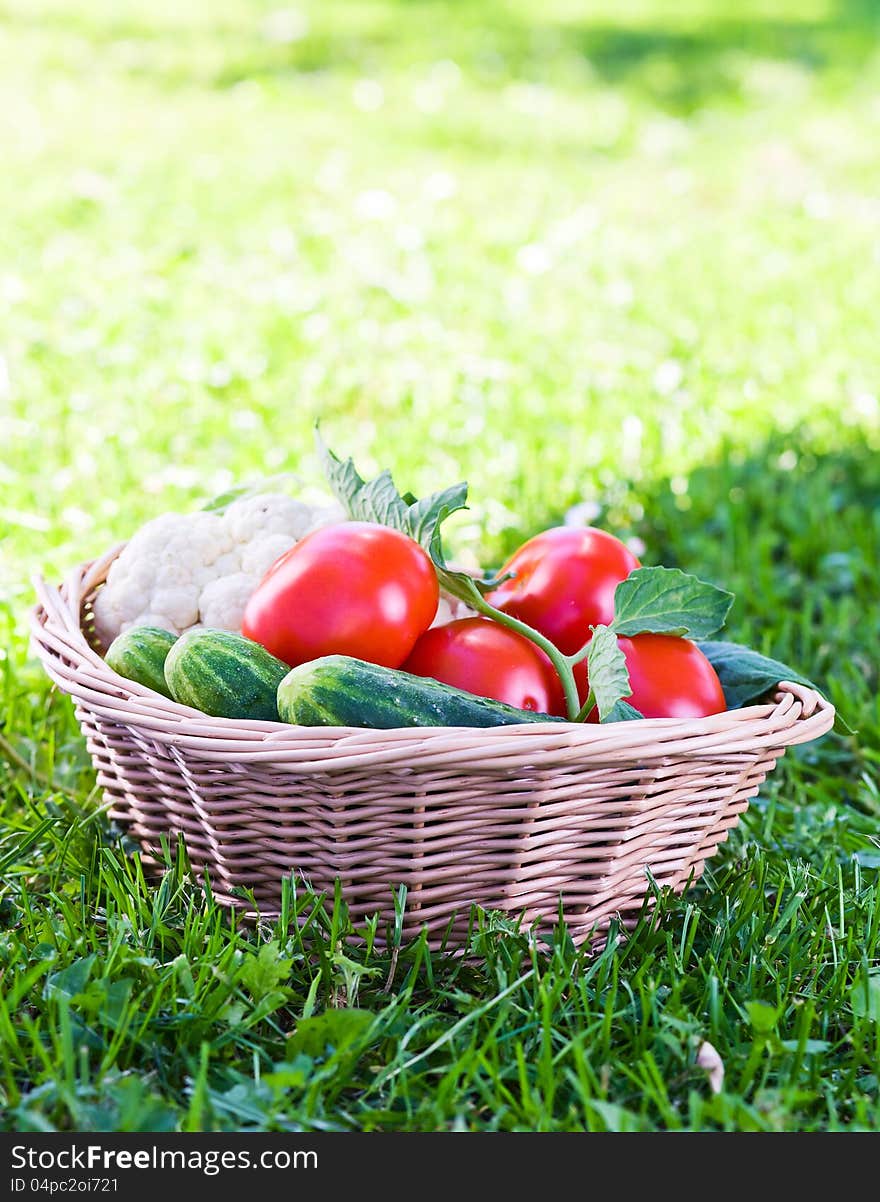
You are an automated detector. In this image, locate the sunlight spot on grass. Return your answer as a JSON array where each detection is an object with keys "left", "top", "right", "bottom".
[
  {"left": 606, "top": 278, "right": 634, "bottom": 307},
  {"left": 413, "top": 82, "right": 446, "bottom": 114},
  {"left": 803, "top": 191, "right": 832, "bottom": 220},
  {"left": 0, "top": 508, "right": 51, "bottom": 533},
  {"left": 505, "top": 83, "right": 555, "bottom": 116},
  {"left": 61, "top": 506, "right": 94, "bottom": 531},
  {"left": 69, "top": 169, "right": 113, "bottom": 203},
  {"left": 354, "top": 189, "right": 397, "bottom": 222},
  {"left": 352, "top": 80, "right": 385, "bottom": 113},
  {"left": 422, "top": 171, "right": 457, "bottom": 202},
  {"left": 302, "top": 313, "right": 329, "bottom": 342},
  {"left": 1, "top": 275, "right": 26, "bottom": 305},
  {"left": 654, "top": 360, "right": 684, "bottom": 395},
  {"left": 260, "top": 8, "right": 308, "bottom": 45},
  {"left": 851, "top": 392, "right": 878, "bottom": 421},
  {"left": 516, "top": 243, "right": 552, "bottom": 275},
  {"left": 268, "top": 227, "right": 297, "bottom": 259},
  {"left": 208, "top": 363, "right": 233, "bottom": 388}
]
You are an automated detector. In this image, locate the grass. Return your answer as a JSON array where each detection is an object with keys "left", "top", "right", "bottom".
[{"left": 1, "top": 0, "right": 879, "bottom": 1131}]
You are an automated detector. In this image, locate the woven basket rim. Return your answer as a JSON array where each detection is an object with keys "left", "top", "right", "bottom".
[{"left": 30, "top": 546, "right": 836, "bottom": 758}]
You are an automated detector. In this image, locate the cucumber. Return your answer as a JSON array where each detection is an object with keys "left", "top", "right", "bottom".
[
  {"left": 277, "top": 655, "right": 560, "bottom": 729},
  {"left": 105, "top": 626, "right": 177, "bottom": 698},
  {"left": 165, "top": 628, "right": 290, "bottom": 721}
]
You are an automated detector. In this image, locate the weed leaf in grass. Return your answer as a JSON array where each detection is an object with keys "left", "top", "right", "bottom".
[
  {"left": 287, "top": 1008, "right": 374, "bottom": 1058},
  {"left": 746, "top": 1000, "right": 780, "bottom": 1034},
  {"left": 45, "top": 955, "right": 97, "bottom": 1002},
  {"left": 697, "top": 640, "right": 850, "bottom": 734},
  {"left": 850, "top": 970, "right": 880, "bottom": 1023},
  {"left": 610, "top": 566, "right": 733, "bottom": 638},
  {"left": 240, "top": 940, "right": 292, "bottom": 1001}
]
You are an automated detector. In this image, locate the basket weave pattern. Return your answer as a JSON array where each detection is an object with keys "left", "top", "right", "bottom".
[{"left": 31, "top": 547, "right": 835, "bottom": 947}]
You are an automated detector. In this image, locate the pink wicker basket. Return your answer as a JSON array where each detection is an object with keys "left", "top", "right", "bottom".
[{"left": 31, "top": 545, "right": 835, "bottom": 948}]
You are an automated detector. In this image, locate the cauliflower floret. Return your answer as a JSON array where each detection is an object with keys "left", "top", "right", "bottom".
[
  {"left": 198, "top": 572, "right": 260, "bottom": 631},
  {"left": 304, "top": 501, "right": 345, "bottom": 532},
  {"left": 93, "top": 598, "right": 123, "bottom": 649},
  {"left": 118, "top": 611, "right": 180, "bottom": 636},
  {"left": 240, "top": 533, "right": 296, "bottom": 578},
  {"left": 224, "top": 494, "right": 316, "bottom": 543},
  {"left": 211, "top": 549, "right": 244, "bottom": 578},
  {"left": 163, "top": 512, "right": 233, "bottom": 585},
  {"left": 147, "top": 583, "right": 200, "bottom": 631},
  {"left": 94, "top": 489, "right": 346, "bottom": 647}
]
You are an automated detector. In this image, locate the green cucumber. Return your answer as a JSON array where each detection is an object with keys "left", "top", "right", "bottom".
[
  {"left": 105, "top": 626, "right": 177, "bottom": 698},
  {"left": 165, "top": 628, "right": 289, "bottom": 720},
  {"left": 277, "top": 655, "right": 560, "bottom": 729}
]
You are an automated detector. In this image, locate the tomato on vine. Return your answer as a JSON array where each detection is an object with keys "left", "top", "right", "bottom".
[
  {"left": 242, "top": 522, "right": 439, "bottom": 668},
  {"left": 403, "top": 617, "right": 567, "bottom": 715},
  {"left": 577, "top": 633, "right": 726, "bottom": 720},
  {"left": 488, "top": 526, "right": 640, "bottom": 656}
]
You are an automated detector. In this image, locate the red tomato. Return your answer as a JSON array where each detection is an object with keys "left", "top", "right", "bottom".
[
  {"left": 489, "top": 527, "right": 640, "bottom": 656},
  {"left": 402, "top": 618, "right": 567, "bottom": 715},
  {"left": 578, "top": 633, "right": 726, "bottom": 721},
  {"left": 242, "top": 522, "right": 439, "bottom": 668}
]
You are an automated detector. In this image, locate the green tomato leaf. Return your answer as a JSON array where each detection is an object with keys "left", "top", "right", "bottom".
[
  {"left": 696, "top": 640, "right": 850, "bottom": 735},
  {"left": 317, "top": 429, "right": 506, "bottom": 599},
  {"left": 317, "top": 438, "right": 410, "bottom": 530},
  {"left": 362, "top": 470, "right": 415, "bottom": 528},
  {"left": 586, "top": 625, "right": 632, "bottom": 722},
  {"left": 610, "top": 566, "right": 733, "bottom": 639},
  {"left": 407, "top": 482, "right": 469, "bottom": 550},
  {"left": 601, "top": 699, "right": 644, "bottom": 723}
]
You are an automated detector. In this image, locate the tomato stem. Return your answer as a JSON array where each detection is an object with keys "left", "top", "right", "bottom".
[
  {"left": 574, "top": 689, "right": 597, "bottom": 723},
  {"left": 467, "top": 592, "right": 582, "bottom": 720},
  {"left": 564, "top": 638, "right": 593, "bottom": 666}
]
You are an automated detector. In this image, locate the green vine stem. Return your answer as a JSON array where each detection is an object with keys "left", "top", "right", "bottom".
[{"left": 465, "top": 589, "right": 588, "bottom": 721}]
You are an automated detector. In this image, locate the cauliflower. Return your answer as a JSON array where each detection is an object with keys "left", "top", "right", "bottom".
[
  {"left": 93, "top": 492, "right": 345, "bottom": 646},
  {"left": 198, "top": 573, "right": 260, "bottom": 630}
]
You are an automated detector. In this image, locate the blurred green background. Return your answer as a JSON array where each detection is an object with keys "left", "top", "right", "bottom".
[
  {"left": 2, "top": 0, "right": 879, "bottom": 593},
  {"left": 2, "top": 0, "right": 880, "bottom": 1133}
]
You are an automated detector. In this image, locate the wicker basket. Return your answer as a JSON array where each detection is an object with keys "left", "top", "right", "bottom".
[{"left": 30, "top": 545, "right": 835, "bottom": 948}]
